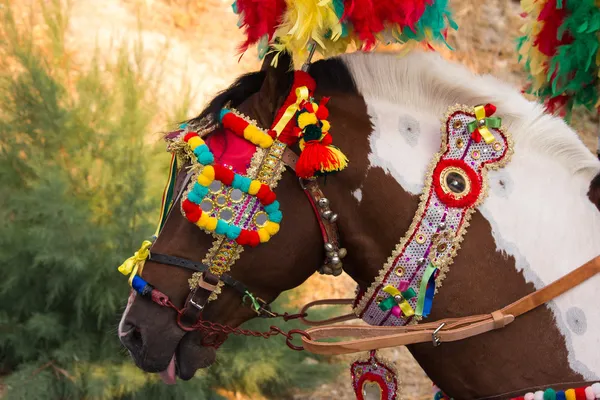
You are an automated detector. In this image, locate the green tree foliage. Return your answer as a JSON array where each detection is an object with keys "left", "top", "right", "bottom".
[{"left": 0, "top": 1, "right": 338, "bottom": 398}]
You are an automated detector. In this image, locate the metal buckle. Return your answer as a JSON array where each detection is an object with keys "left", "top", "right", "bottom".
[
  {"left": 256, "top": 298, "right": 276, "bottom": 318},
  {"left": 432, "top": 322, "right": 446, "bottom": 347},
  {"left": 189, "top": 298, "right": 205, "bottom": 311}
]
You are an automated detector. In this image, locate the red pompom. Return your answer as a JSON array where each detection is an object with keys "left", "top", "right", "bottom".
[
  {"left": 184, "top": 132, "right": 198, "bottom": 142},
  {"left": 213, "top": 164, "right": 235, "bottom": 186},
  {"left": 221, "top": 112, "right": 249, "bottom": 137},
  {"left": 484, "top": 103, "right": 497, "bottom": 117},
  {"left": 256, "top": 184, "right": 271, "bottom": 202},
  {"left": 315, "top": 105, "right": 329, "bottom": 120},
  {"left": 260, "top": 191, "right": 277, "bottom": 206},
  {"left": 247, "top": 231, "right": 260, "bottom": 247},
  {"left": 574, "top": 388, "right": 586, "bottom": 400},
  {"left": 267, "top": 129, "right": 277, "bottom": 138},
  {"left": 182, "top": 200, "right": 202, "bottom": 223},
  {"left": 236, "top": 229, "right": 252, "bottom": 245},
  {"left": 182, "top": 198, "right": 198, "bottom": 212}
]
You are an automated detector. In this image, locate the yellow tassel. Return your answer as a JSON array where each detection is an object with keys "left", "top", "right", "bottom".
[
  {"left": 321, "top": 145, "right": 348, "bottom": 172},
  {"left": 118, "top": 240, "right": 152, "bottom": 276},
  {"left": 258, "top": 228, "right": 271, "bottom": 243}
]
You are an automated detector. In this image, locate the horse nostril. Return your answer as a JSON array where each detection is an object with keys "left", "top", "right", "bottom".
[{"left": 119, "top": 321, "right": 144, "bottom": 351}]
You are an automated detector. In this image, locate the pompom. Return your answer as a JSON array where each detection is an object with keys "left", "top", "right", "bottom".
[{"left": 298, "top": 112, "right": 318, "bottom": 128}]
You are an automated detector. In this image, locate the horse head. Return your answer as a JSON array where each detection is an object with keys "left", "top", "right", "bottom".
[{"left": 118, "top": 51, "right": 600, "bottom": 398}]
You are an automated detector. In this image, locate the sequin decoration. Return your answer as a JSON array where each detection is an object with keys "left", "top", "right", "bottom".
[
  {"left": 351, "top": 350, "right": 400, "bottom": 400},
  {"left": 354, "top": 104, "right": 513, "bottom": 327}
]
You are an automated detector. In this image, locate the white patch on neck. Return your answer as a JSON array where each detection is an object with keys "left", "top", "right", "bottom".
[
  {"left": 353, "top": 188, "right": 363, "bottom": 202},
  {"left": 343, "top": 51, "right": 600, "bottom": 379}
]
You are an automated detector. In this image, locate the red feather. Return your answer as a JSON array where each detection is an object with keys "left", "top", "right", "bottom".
[
  {"left": 347, "top": 0, "right": 383, "bottom": 49},
  {"left": 237, "top": 0, "right": 287, "bottom": 51},
  {"left": 373, "top": 0, "right": 430, "bottom": 31},
  {"left": 535, "top": 0, "right": 571, "bottom": 57}
]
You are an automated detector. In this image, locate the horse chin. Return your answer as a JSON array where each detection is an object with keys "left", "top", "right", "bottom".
[{"left": 167, "top": 332, "right": 217, "bottom": 381}]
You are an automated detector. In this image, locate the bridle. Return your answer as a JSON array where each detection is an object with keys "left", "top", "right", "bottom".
[{"left": 131, "top": 137, "right": 345, "bottom": 350}]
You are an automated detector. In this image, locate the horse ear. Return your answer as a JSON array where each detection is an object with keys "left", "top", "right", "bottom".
[{"left": 259, "top": 50, "right": 294, "bottom": 114}]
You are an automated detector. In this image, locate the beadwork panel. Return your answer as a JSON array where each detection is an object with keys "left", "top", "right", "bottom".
[{"left": 355, "top": 104, "right": 513, "bottom": 327}]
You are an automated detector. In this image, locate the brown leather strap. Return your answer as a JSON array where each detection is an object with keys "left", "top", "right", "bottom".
[
  {"left": 282, "top": 148, "right": 346, "bottom": 276},
  {"left": 300, "top": 255, "right": 600, "bottom": 355},
  {"left": 180, "top": 272, "right": 220, "bottom": 327},
  {"left": 299, "top": 298, "right": 358, "bottom": 326}
]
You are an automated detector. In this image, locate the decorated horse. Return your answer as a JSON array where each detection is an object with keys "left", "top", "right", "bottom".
[{"left": 115, "top": 1, "right": 600, "bottom": 399}]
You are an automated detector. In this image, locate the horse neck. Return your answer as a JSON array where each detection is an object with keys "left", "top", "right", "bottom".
[{"left": 319, "top": 77, "right": 600, "bottom": 397}]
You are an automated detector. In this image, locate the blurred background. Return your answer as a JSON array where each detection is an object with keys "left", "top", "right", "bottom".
[{"left": 0, "top": 0, "right": 597, "bottom": 399}]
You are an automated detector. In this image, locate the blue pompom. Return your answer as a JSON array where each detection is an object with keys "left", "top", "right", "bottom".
[
  {"left": 269, "top": 210, "right": 283, "bottom": 223},
  {"left": 198, "top": 152, "right": 214, "bottom": 165},
  {"left": 193, "top": 182, "right": 209, "bottom": 197},
  {"left": 216, "top": 220, "right": 229, "bottom": 235},
  {"left": 179, "top": 123, "right": 188, "bottom": 130},
  {"left": 131, "top": 275, "right": 148, "bottom": 294},
  {"left": 232, "top": 174, "right": 243, "bottom": 189},
  {"left": 264, "top": 201, "right": 280, "bottom": 213},
  {"left": 187, "top": 190, "right": 202, "bottom": 204},
  {"left": 240, "top": 177, "right": 252, "bottom": 193},
  {"left": 193, "top": 144, "right": 208, "bottom": 156},
  {"left": 219, "top": 108, "right": 230, "bottom": 122},
  {"left": 226, "top": 225, "right": 241, "bottom": 240}
]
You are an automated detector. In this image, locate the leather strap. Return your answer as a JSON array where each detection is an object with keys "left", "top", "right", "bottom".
[
  {"left": 149, "top": 252, "right": 249, "bottom": 296},
  {"left": 180, "top": 271, "right": 220, "bottom": 327},
  {"left": 300, "top": 255, "right": 600, "bottom": 355},
  {"left": 281, "top": 148, "right": 346, "bottom": 276},
  {"left": 299, "top": 298, "right": 358, "bottom": 326}
]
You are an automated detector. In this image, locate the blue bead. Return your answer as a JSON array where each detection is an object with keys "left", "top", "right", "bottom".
[
  {"left": 232, "top": 174, "right": 243, "bottom": 189},
  {"left": 220, "top": 108, "right": 230, "bottom": 122},
  {"left": 193, "top": 183, "right": 209, "bottom": 197},
  {"left": 216, "top": 220, "right": 229, "bottom": 235},
  {"left": 226, "top": 225, "right": 241, "bottom": 240},
  {"left": 264, "top": 201, "right": 280, "bottom": 213},
  {"left": 131, "top": 275, "right": 148, "bottom": 294},
  {"left": 187, "top": 190, "right": 202, "bottom": 204},
  {"left": 269, "top": 210, "right": 283, "bottom": 223},
  {"left": 240, "top": 177, "right": 252, "bottom": 192},
  {"left": 198, "top": 152, "right": 214, "bottom": 165},
  {"left": 555, "top": 391, "right": 566, "bottom": 400}
]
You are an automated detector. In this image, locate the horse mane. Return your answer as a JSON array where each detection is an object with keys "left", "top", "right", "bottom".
[{"left": 339, "top": 51, "right": 600, "bottom": 179}]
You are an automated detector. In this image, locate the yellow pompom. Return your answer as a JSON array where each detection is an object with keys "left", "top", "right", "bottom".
[
  {"left": 243, "top": 125, "right": 263, "bottom": 143},
  {"left": 258, "top": 228, "right": 271, "bottom": 243},
  {"left": 205, "top": 217, "right": 218, "bottom": 231},
  {"left": 197, "top": 174, "right": 212, "bottom": 187},
  {"left": 196, "top": 212, "right": 210, "bottom": 228},
  {"left": 202, "top": 165, "right": 215, "bottom": 180},
  {"left": 258, "top": 135, "right": 274, "bottom": 149},
  {"left": 321, "top": 120, "right": 330, "bottom": 132},
  {"left": 298, "top": 112, "right": 318, "bottom": 129},
  {"left": 187, "top": 136, "right": 204, "bottom": 150},
  {"left": 248, "top": 180, "right": 262, "bottom": 195},
  {"left": 265, "top": 221, "right": 280, "bottom": 235}
]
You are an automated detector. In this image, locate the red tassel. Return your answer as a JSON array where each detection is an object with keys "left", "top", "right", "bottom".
[{"left": 295, "top": 141, "right": 346, "bottom": 179}]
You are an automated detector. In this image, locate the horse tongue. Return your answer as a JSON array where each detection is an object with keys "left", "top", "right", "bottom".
[{"left": 159, "top": 355, "right": 177, "bottom": 385}]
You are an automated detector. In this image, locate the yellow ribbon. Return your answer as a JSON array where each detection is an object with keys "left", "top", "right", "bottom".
[
  {"left": 382, "top": 285, "right": 415, "bottom": 317},
  {"left": 474, "top": 105, "right": 496, "bottom": 144},
  {"left": 271, "top": 86, "right": 310, "bottom": 137},
  {"left": 118, "top": 240, "right": 153, "bottom": 285}
]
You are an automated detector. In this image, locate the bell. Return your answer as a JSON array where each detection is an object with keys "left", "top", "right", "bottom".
[
  {"left": 326, "top": 251, "right": 337, "bottom": 259},
  {"left": 338, "top": 248, "right": 347, "bottom": 258},
  {"left": 318, "top": 198, "right": 329, "bottom": 208},
  {"left": 332, "top": 266, "right": 343, "bottom": 276},
  {"left": 322, "top": 210, "right": 333, "bottom": 219},
  {"left": 322, "top": 265, "right": 334, "bottom": 275},
  {"left": 329, "top": 213, "right": 339, "bottom": 223},
  {"left": 324, "top": 242, "right": 334, "bottom": 252},
  {"left": 331, "top": 256, "right": 341, "bottom": 265}
]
